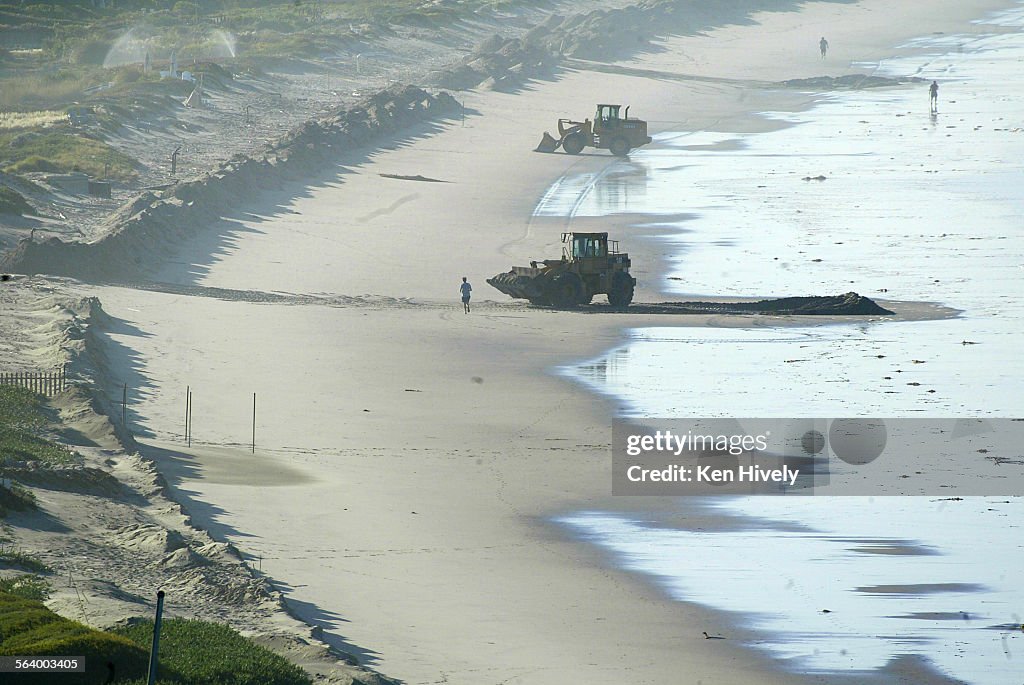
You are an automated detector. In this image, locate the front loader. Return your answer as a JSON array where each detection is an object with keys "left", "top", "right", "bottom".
[
  {"left": 487, "top": 232, "right": 636, "bottom": 308},
  {"left": 536, "top": 104, "right": 652, "bottom": 157}
]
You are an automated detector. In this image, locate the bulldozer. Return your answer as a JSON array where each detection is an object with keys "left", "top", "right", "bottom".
[
  {"left": 487, "top": 232, "right": 636, "bottom": 307},
  {"left": 536, "top": 104, "right": 652, "bottom": 157}
]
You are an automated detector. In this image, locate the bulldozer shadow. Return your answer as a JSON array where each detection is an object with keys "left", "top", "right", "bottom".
[{"left": 533, "top": 149, "right": 625, "bottom": 158}]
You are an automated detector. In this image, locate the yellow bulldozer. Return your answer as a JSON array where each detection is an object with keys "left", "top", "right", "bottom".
[
  {"left": 487, "top": 232, "right": 636, "bottom": 307},
  {"left": 536, "top": 104, "right": 652, "bottom": 156}
]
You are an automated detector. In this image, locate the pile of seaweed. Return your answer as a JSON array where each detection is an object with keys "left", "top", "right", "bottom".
[
  {"left": 612, "top": 292, "right": 894, "bottom": 316},
  {"left": 778, "top": 74, "right": 925, "bottom": 90}
]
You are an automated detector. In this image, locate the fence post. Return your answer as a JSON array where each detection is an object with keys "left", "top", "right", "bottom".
[
  {"left": 146, "top": 590, "right": 165, "bottom": 685},
  {"left": 252, "top": 392, "right": 256, "bottom": 454},
  {"left": 187, "top": 390, "right": 192, "bottom": 448}
]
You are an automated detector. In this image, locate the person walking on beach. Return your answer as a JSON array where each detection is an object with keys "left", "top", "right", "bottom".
[
  {"left": 929, "top": 80, "right": 939, "bottom": 112},
  {"left": 819, "top": 36, "right": 829, "bottom": 59},
  {"left": 460, "top": 277, "right": 472, "bottom": 314}
]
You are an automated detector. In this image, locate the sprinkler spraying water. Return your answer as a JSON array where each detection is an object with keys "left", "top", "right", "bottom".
[{"left": 102, "top": 25, "right": 238, "bottom": 69}]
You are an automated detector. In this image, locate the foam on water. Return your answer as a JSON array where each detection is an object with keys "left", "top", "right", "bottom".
[{"left": 550, "top": 4, "right": 1024, "bottom": 683}]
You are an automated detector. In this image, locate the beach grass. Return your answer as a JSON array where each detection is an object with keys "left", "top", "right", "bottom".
[
  {"left": 0, "top": 480, "right": 37, "bottom": 517},
  {"left": 0, "top": 592, "right": 315, "bottom": 684},
  {"left": 0, "top": 544, "right": 50, "bottom": 573},
  {"left": 0, "top": 131, "right": 137, "bottom": 181},
  {"left": 0, "top": 72, "right": 94, "bottom": 111},
  {"left": 0, "top": 185, "right": 32, "bottom": 215},
  {"left": 0, "top": 110, "right": 67, "bottom": 131},
  {"left": 0, "top": 591, "right": 150, "bottom": 683},
  {"left": 113, "top": 618, "right": 313, "bottom": 685},
  {"left": 0, "top": 574, "right": 50, "bottom": 601},
  {"left": 0, "top": 386, "right": 78, "bottom": 468}
]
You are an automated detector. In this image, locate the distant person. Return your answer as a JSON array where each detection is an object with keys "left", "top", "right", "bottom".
[
  {"left": 460, "top": 277, "right": 472, "bottom": 313},
  {"left": 929, "top": 80, "right": 939, "bottom": 112},
  {"left": 819, "top": 36, "right": 829, "bottom": 59}
]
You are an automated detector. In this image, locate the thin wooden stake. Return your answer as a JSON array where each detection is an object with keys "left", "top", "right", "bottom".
[{"left": 184, "top": 385, "right": 190, "bottom": 442}]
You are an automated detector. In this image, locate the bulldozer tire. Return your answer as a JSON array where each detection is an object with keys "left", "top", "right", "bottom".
[
  {"left": 550, "top": 273, "right": 584, "bottom": 308},
  {"left": 562, "top": 133, "right": 586, "bottom": 155},
  {"left": 609, "top": 137, "right": 631, "bottom": 157},
  {"left": 608, "top": 272, "right": 635, "bottom": 307}
]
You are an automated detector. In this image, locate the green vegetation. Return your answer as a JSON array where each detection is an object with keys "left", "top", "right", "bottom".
[
  {"left": 0, "top": 110, "right": 67, "bottom": 131},
  {"left": 2, "top": 0, "right": 525, "bottom": 67},
  {"left": 0, "top": 574, "right": 50, "bottom": 601},
  {"left": 0, "top": 544, "right": 50, "bottom": 573},
  {"left": 0, "top": 592, "right": 313, "bottom": 684},
  {"left": 0, "top": 185, "right": 32, "bottom": 215},
  {"left": 0, "top": 0, "right": 531, "bottom": 173},
  {"left": 0, "top": 587, "right": 314, "bottom": 684},
  {"left": 0, "top": 480, "right": 37, "bottom": 516},
  {"left": 0, "top": 131, "right": 137, "bottom": 181},
  {"left": 0, "top": 386, "right": 78, "bottom": 468},
  {"left": 0, "top": 69, "right": 103, "bottom": 111},
  {"left": 115, "top": 619, "right": 313, "bottom": 685},
  {"left": 0, "top": 590, "right": 150, "bottom": 684}
]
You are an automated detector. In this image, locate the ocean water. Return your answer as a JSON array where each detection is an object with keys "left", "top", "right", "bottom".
[
  {"left": 549, "top": 4, "right": 1024, "bottom": 683},
  {"left": 560, "top": 498, "right": 1023, "bottom": 684}
]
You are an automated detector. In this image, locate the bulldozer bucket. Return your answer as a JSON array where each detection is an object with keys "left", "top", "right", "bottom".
[
  {"left": 535, "top": 131, "right": 561, "bottom": 153},
  {"left": 487, "top": 271, "right": 547, "bottom": 300}
]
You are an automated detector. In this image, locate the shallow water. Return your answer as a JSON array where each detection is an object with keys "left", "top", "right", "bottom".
[
  {"left": 550, "top": 4, "right": 1024, "bottom": 682},
  {"left": 555, "top": 2, "right": 1024, "bottom": 417},
  {"left": 561, "top": 498, "right": 1023, "bottom": 685}
]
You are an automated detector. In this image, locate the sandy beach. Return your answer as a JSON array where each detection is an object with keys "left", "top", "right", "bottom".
[{"left": 4, "top": 0, "right": 1021, "bottom": 683}]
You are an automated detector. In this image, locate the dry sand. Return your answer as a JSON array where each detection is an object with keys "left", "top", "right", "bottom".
[
  {"left": 0, "top": 278, "right": 393, "bottom": 684},
  {"left": 38, "top": 1, "right": 1019, "bottom": 684}
]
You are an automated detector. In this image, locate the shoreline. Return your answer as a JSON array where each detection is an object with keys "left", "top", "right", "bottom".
[{"left": 4, "top": 1, "right": 1020, "bottom": 684}]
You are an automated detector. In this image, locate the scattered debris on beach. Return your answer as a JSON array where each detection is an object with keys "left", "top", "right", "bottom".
[{"left": 379, "top": 173, "right": 449, "bottom": 183}]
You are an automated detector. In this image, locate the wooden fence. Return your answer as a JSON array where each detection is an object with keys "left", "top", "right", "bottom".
[{"left": 0, "top": 369, "right": 68, "bottom": 396}]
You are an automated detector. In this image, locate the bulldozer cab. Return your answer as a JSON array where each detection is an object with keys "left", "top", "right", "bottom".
[
  {"left": 562, "top": 232, "right": 618, "bottom": 274},
  {"left": 568, "top": 233, "right": 608, "bottom": 258},
  {"left": 594, "top": 104, "right": 627, "bottom": 134},
  {"left": 596, "top": 104, "right": 621, "bottom": 124}
]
